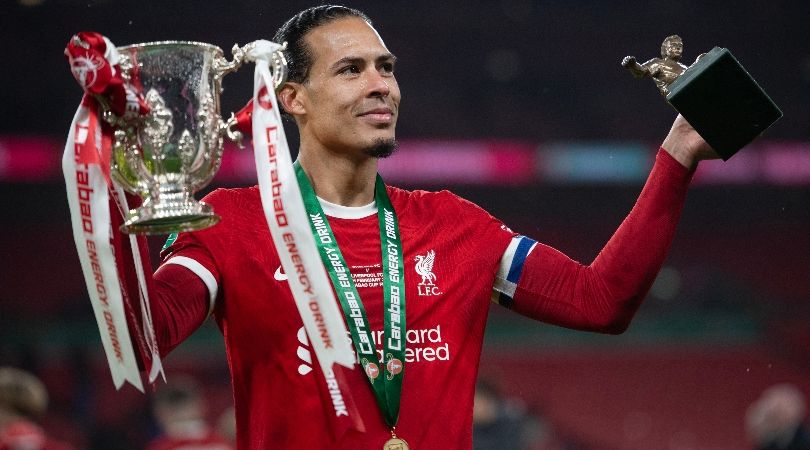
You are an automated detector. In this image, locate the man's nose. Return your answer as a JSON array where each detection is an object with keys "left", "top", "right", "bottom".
[{"left": 365, "top": 70, "right": 390, "bottom": 98}]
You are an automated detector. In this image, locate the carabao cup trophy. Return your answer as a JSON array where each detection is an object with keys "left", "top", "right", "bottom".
[
  {"left": 622, "top": 35, "right": 782, "bottom": 160},
  {"left": 104, "top": 40, "right": 286, "bottom": 234}
]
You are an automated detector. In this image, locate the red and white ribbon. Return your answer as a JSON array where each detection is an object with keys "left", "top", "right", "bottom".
[
  {"left": 246, "top": 41, "right": 355, "bottom": 373},
  {"left": 62, "top": 104, "right": 144, "bottom": 390},
  {"left": 246, "top": 41, "right": 362, "bottom": 437},
  {"left": 63, "top": 32, "right": 162, "bottom": 391}
]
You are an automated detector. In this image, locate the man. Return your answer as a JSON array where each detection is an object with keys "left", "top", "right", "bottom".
[{"left": 145, "top": 5, "right": 717, "bottom": 449}]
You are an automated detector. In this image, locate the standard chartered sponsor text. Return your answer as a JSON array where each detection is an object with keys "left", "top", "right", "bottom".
[{"left": 366, "top": 325, "right": 449, "bottom": 363}]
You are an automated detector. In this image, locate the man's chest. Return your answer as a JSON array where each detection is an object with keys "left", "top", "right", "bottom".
[{"left": 217, "top": 214, "right": 494, "bottom": 357}]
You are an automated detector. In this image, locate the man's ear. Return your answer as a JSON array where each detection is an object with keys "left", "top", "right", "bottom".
[{"left": 277, "top": 82, "right": 306, "bottom": 116}]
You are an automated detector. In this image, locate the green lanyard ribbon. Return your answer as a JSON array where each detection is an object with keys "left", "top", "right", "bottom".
[{"left": 295, "top": 162, "right": 406, "bottom": 427}]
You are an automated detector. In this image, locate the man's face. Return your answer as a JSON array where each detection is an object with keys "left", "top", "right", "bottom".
[{"left": 295, "top": 17, "right": 400, "bottom": 156}]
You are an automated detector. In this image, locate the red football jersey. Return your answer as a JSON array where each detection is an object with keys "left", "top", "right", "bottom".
[{"left": 162, "top": 186, "right": 515, "bottom": 449}]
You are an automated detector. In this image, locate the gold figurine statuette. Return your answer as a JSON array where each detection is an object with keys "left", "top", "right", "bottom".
[{"left": 622, "top": 35, "right": 696, "bottom": 96}]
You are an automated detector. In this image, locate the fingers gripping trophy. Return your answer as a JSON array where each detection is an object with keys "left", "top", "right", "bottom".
[{"left": 63, "top": 33, "right": 354, "bottom": 391}]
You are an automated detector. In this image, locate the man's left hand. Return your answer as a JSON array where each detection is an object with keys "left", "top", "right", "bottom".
[{"left": 661, "top": 114, "right": 719, "bottom": 169}]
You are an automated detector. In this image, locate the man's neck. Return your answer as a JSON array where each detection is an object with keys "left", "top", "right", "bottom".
[{"left": 297, "top": 147, "right": 379, "bottom": 207}]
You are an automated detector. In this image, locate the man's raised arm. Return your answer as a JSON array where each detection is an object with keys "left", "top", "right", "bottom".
[{"left": 496, "top": 115, "right": 717, "bottom": 333}]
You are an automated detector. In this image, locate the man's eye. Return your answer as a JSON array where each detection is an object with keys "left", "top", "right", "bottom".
[
  {"left": 380, "top": 63, "right": 395, "bottom": 74},
  {"left": 340, "top": 65, "right": 361, "bottom": 75}
]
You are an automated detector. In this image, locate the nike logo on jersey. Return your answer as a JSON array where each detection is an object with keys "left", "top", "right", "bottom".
[{"left": 274, "top": 265, "right": 288, "bottom": 281}]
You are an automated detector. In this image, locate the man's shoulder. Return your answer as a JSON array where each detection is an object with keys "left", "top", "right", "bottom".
[
  {"left": 201, "top": 186, "right": 261, "bottom": 212},
  {"left": 386, "top": 185, "right": 491, "bottom": 220},
  {"left": 386, "top": 185, "right": 466, "bottom": 207},
  {"left": 393, "top": 184, "right": 492, "bottom": 207},
  {"left": 191, "top": 186, "right": 264, "bottom": 239}
]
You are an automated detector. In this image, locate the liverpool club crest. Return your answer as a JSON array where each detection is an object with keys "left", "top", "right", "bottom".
[{"left": 414, "top": 250, "right": 442, "bottom": 296}]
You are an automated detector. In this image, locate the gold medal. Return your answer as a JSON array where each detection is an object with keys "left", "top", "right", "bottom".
[{"left": 383, "top": 437, "right": 409, "bottom": 450}]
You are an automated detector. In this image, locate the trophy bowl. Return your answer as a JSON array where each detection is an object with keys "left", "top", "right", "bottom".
[{"left": 109, "top": 41, "right": 243, "bottom": 234}]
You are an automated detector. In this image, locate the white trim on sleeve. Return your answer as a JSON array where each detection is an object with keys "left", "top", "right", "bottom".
[{"left": 162, "top": 256, "right": 219, "bottom": 316}]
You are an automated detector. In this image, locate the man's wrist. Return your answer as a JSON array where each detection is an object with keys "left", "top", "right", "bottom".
[{"left": 661, "top": 137, "right": 698, "bottom": 170}]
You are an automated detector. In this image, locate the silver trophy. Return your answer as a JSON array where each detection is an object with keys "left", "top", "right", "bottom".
[{"left": 106, "top": 40, "right": 286, "bottom": 234}]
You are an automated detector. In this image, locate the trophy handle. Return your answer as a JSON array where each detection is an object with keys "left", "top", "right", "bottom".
[
  {"left": 213, "top": 41, "right": 287, "bottom": 84},
  {"left": 212, "top": 44, "right": 247, "bottom": 81},
  {"left": 223, "top": 112, "right": 247, "bottom": 148},
  {"left": 267, "top": 42, "right": 289, "bottom": 90},
  {"left": 220, "top": 42, "right": 289, "bottom": 147}
]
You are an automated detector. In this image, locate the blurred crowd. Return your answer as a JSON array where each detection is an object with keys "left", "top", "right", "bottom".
[
  {"left": 3, "top": 363, "right": 810, "bottom": 449},
  {"left": 144, "top": 376, "right": 234, "bottom": 450},
  {"left": 473, "top": 379, "right": 583, "bottom": 450},
  {"left": 746, "top": 384, "right": 810, "bottom": 450},
  {"left": 0, "top": 365, "right": 235, "bottom": 450}
]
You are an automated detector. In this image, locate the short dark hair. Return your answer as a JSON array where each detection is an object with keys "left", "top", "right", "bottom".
[{"left": 274, "top": 5, "right": 372, "bottom": 84}]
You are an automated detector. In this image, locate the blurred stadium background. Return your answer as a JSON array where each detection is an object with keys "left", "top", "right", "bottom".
[{"left": 1, "top": 0, "right": 808, "bottom": 448}]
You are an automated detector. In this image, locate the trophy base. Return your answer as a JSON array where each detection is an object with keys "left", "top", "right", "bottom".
[
  {"left": 666, "top": 47, "right": 782, "bottom": 160},
  {"left": 121, "top": 198, "right": 221, "bottom": 235}
]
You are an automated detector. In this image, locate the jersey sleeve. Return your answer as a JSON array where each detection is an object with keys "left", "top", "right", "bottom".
[
  {"left": 158, "top": 188, "right": 234, "bottom": 312},
  {"left": 147, "top": 188, "right": 235, "bottom": 355},
  {"left": 434, "top": 190, "right": 518, "bottom": 291},
  {"left": 426, "top": 193, "right": 539, "bottom": 307},
  {"left": 503, "top": 148, "right": 693, "bottom": 333}
]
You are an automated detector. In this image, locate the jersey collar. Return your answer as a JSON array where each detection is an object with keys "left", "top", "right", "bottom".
[{"left": 318, "top": 196, "right": 377, "bottom": 219}]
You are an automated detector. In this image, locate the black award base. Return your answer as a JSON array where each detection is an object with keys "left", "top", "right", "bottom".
[{"left": 666, "top": 47, "right": 783, "bottom": 160}]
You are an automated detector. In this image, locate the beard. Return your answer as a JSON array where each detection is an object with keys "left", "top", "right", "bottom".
[{"left": 363, "top": 138, "right": 398, "bottom": 158}]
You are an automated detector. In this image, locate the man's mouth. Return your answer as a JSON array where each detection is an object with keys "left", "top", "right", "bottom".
[{"left": 358, "top": 107, "right": 394, "bottom": 123}]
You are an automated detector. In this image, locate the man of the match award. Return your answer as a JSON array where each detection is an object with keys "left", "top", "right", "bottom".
[{"left": 622, "top": 35, "right": 783, "bottom": 160}]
